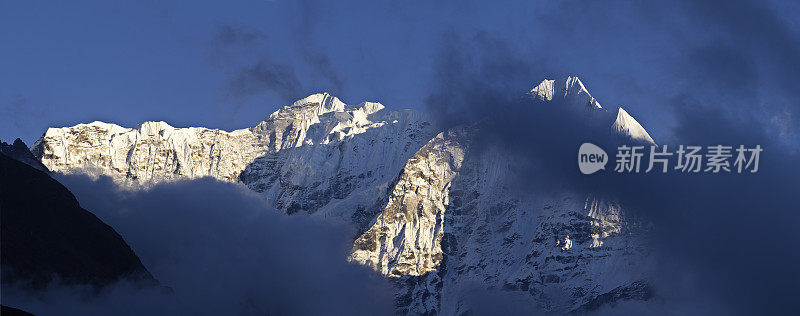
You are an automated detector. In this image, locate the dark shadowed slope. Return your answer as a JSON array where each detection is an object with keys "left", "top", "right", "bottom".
[
  {"left": 0, "top": 139, "right": 49, "bottom": 173},
  {"left": 0, "top": 305, "right": 34, "bottom": 316},
  {"left": 0, "top": 152, "right": 155, "bottom": 290}
]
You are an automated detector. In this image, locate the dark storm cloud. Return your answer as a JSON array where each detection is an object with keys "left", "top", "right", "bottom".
[
  {"left": 423, "top": 2, "right": 800, "bottom": 314},
  {"left": 522, "top": 0, "right": 799, "bottom": 141},
  {"left": 686, "top": 44, "right": 758, "bottom": 94},
  {"left": 675, "top": 0, "right": 800, "bottom": 145},
  {"left": 298, "top": 50, "right": 343, "bottom": 95},
  {"left": 1, "top": 96, "right": 48, "bottom": 122},
  {"left": 424, "top": 31, "right": 546, "bottom": 130},
  {"left": 0, "top": 95, "right": 51, "bottom": 144},
  {"left": 586, "top": 103, "right": 800, "bottom": 316},
  {"left": 680, "top": 0, "right": 800, "bottom": 103},
  {"left": 294, "top": 0, "right": 344, "bottom": 94},
  {"left": 214, "top": 25, "right": 266, "bottom": 46},
  {"left": 211, "top": 25, "right": 306, "bottom": 105},
  {"left": 4, "top": 176, "right": 392, "bottom": 315},
  {"left": 228, "top": 60, "right": 305, "bottom": 104},
  {"left": 212, "top": 1, "right": 345, "bottom": 106}
]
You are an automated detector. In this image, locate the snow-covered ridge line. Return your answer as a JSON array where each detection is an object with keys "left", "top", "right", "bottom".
[
  {"left": 267, "top": 93, "right": 385, "bottom": 121},
  {"left": 31, "top": 92, "right": 427, "bottom": 185},
  {"left": 31, "top": 118, "right": 263, "bottom": 184},
  {"left": 529, "top": 76, "right": 603, "bottom": 109}
]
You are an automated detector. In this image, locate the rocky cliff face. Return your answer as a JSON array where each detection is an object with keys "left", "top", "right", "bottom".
[
  {"left": 240, "top": 94, "right": 434, "bottom": 218},
  {"left": 31, "top": 77, "right": 655, "bottom": 314},
  {"left": 32, "top": 93, "right": 435, "bottom": 222},
  {"left": 351, "top": 128, "right": 470, "bottom": 277},
  {"left": 31, "top": 120, "right": 262, "bottom": 184}
]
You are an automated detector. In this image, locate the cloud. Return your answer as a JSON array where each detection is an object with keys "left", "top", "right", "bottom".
[
  {"left": 228, "top": 60, "right": 304, "bottom": 104},
  {"left": 214, "top": 25, "right": 266, "bottom": 47},
  {"left": 210, "top": 25, "right": 306, "bottom": 106},
  {"left": 293, "top": 0, "right": 344, "bottom": 94},
  {"left": 4, "top": 176, "right": 392, "bottom": 315},
  {"left": 211, "top": 5, "right": 345, "bottom": 106},
  {"left": 0, "top": 95, "right": 52, "bottom": 144},
  {"left": 422, "top": 7, "right": 800, "bottom": 314},
  {"left": 679, "top": 0, "right": 800, "bottom": 101}
]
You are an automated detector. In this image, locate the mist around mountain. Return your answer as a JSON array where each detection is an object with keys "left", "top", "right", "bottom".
[
  {"left": 8, "top": 68, "right": 800, "bottom": 314},
  {"left": 5, "top": 78, "right": 665, "bottom": 314},
  {"left": 0, "top": 145, "right": 156, "bottom": 288},
  {"left": 420, "top": 33, "right": 800, "bottom": 315},
  {"left": 1, "top": 161, "right": 393, "bottom": 315},
  {"left": 0, "top": 143, "right": 157, "bottom": 315},
  {"left": 3, "top": 77, "right": 652, "bottom": 314},
  {"left": 4, "top": 30, "right": 800, "bottom": 313}
]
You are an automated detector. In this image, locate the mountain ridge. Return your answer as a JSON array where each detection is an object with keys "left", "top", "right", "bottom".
[{"left": 28, "top": 76, "right": 656, "bottom": 314}]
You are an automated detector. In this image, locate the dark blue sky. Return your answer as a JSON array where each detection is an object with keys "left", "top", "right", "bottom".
[{"left": 1, "top": 0, "right": 798, "bottom": 146}]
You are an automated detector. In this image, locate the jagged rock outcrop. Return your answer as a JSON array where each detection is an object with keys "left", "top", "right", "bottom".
[
  {"left": 351, "top": 128, "right": 469, "bottom": 277},
  {"left": 1, "top": 138, "right": 49, "bottom": 172}
]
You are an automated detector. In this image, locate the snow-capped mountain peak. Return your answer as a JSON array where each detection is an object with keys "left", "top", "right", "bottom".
[
  {"left": 530, "top": 77, "right": 656, "bottom": 144},
  {"left": 530, "top": 79, "right": 556, "bottom": 101},
  {"left": 613, "top": 107, "right": 656, "bottom": 144},
  {"left": 268, "top": 92, "right": 347, "bottom": 120},
  {"left": 530, "top": 76, "right": 603, "bottom": 109}
]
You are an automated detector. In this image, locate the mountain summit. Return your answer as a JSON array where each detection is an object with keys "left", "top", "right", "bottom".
[
  {"left": 613, "top": 107, "right": 656, "bottom": 144},
  {"left": 530, "top": 76, "right": 603, "bottom": 109},
  {"left": 530, "top": 77, "right": 655, "bottom": 144}
]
